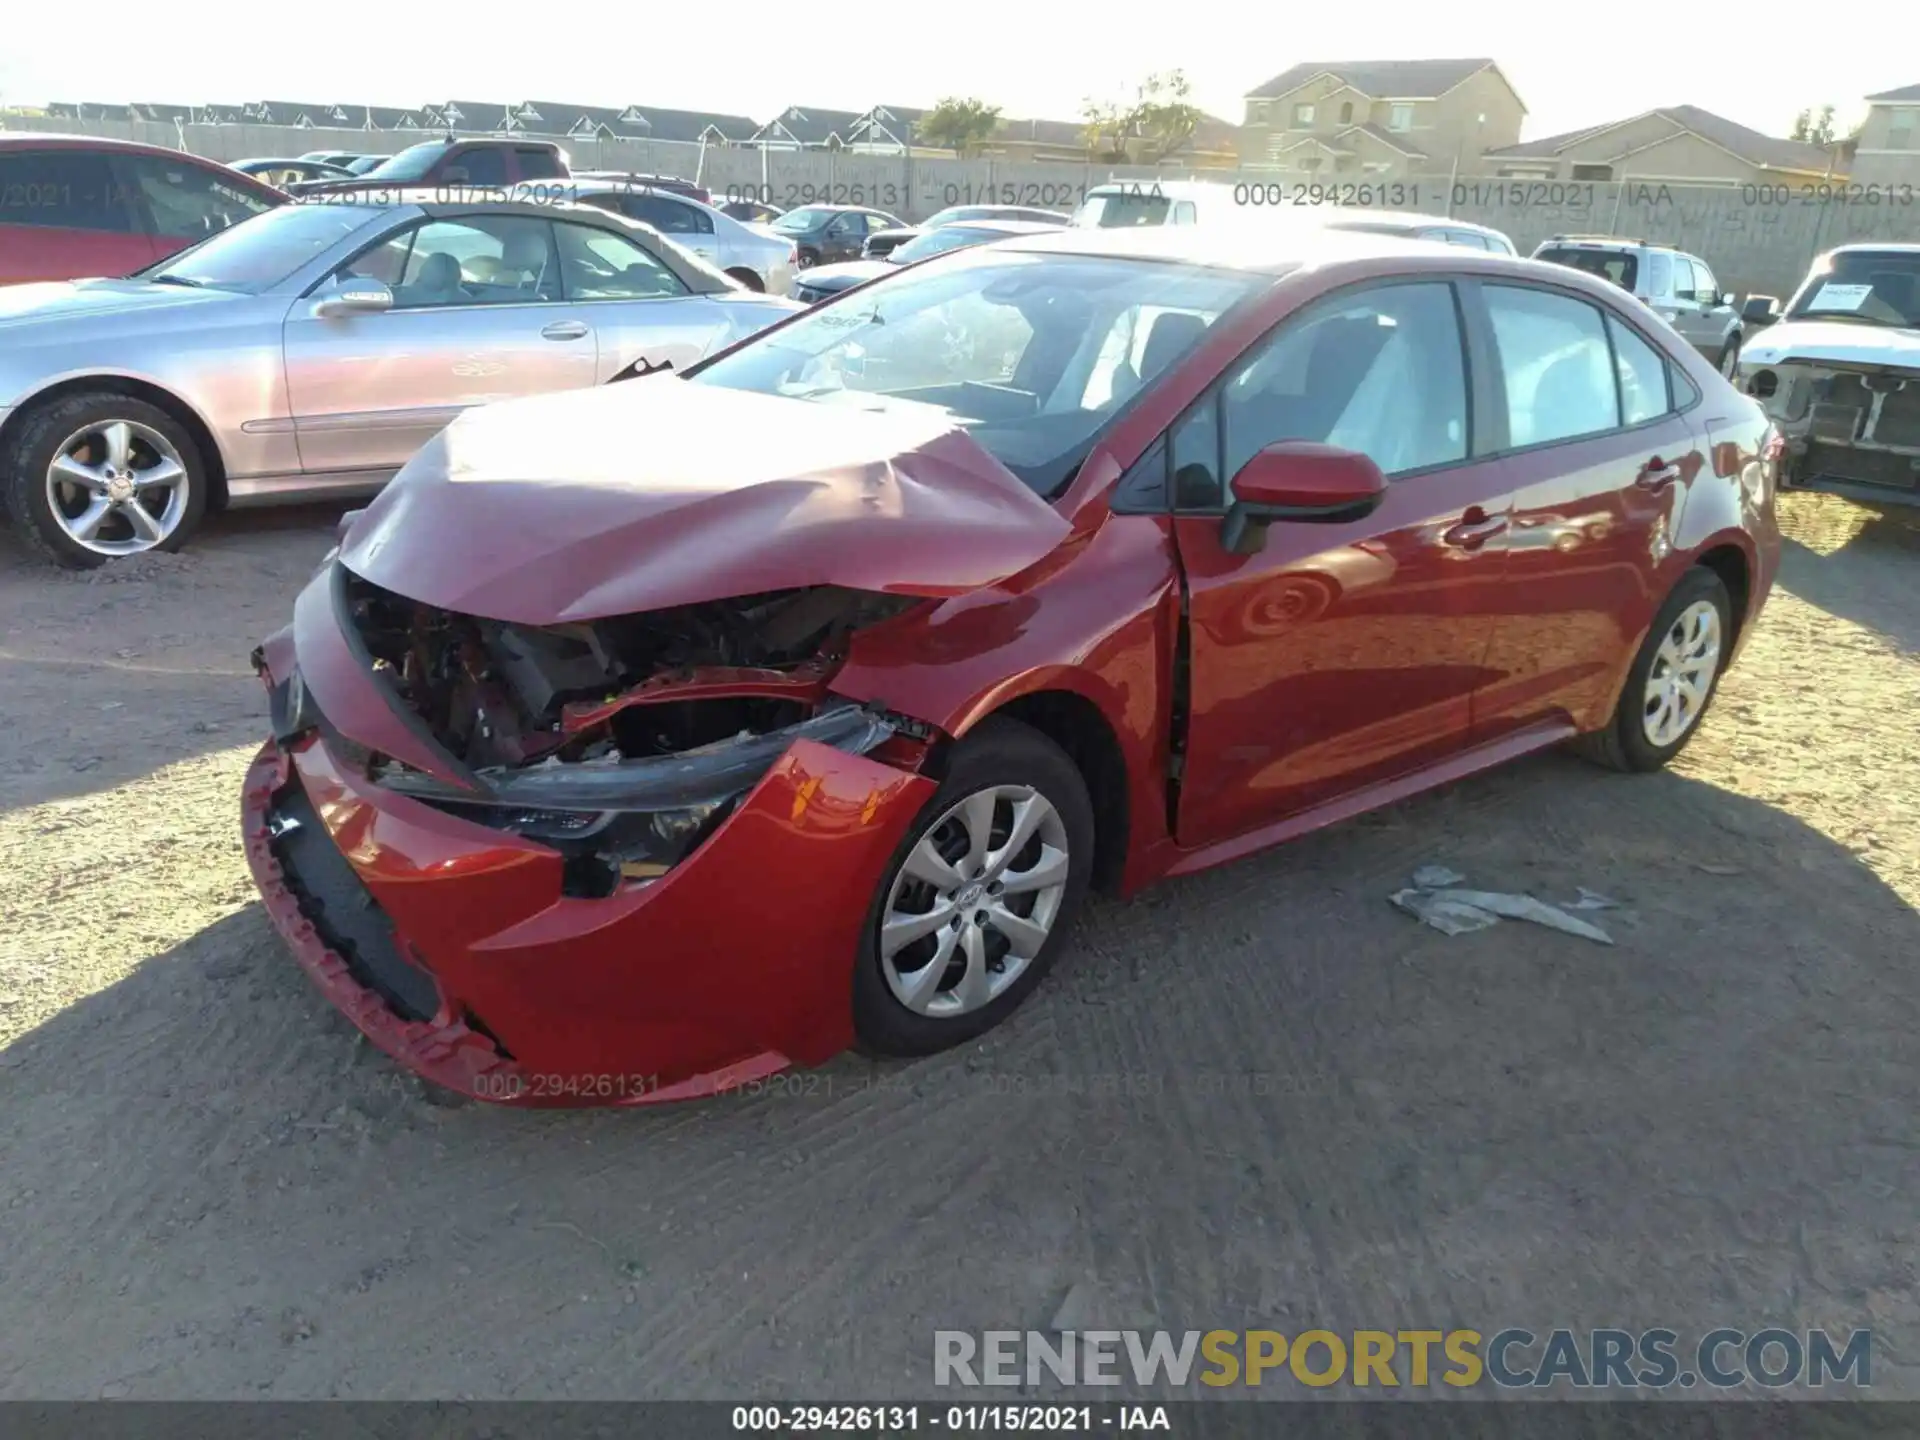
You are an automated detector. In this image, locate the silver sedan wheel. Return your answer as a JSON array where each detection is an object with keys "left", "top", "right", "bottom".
[
  {"left": 45, "top": 419, "right": 190, "bottom": 557},
  {"left": 1642, "top": 599, "right": 1722, "bottom": 747},
  {"left": 879, "top": 785, "right": 1070, "bottom": 1019}
]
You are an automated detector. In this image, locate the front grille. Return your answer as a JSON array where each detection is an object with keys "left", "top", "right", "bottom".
[
  {"left": 1804, "top": 442, "right": 1920, "bottom": 491},
  {"left": 1809, "top": 403, "right": 1865, "bottom": 443},
  {"left": 1874, "top": 385, "right": 1920, "bottom": 448},
  {"left": 269, "top": 777, "right": 443, "bottom": 1023}
]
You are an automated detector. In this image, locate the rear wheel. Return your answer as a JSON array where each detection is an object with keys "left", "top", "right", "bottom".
[
  {"left": 2, "top": 393, "right": 208, "bottom": 569},
  {"left": 796, "top": 247, "right": 819, "bottom": 270},
  {"left": 853, "top": 718, "right": 1094, "bottom": 1056},
  {"left": 1575, "top": 567, "right": 1732, "bottom": 772}
]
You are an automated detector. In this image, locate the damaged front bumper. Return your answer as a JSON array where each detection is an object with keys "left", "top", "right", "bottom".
[
  {"left": 244, "top": 564, "right": 938, "bottom": 1106},
  {"left": 1742, "top": 359, "right": 1920, "bottom": 502}
]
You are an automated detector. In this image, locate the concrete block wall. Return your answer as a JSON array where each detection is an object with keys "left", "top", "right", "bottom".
[{"left": 15, "top": 118, "right": 1920, "bottom": 301}]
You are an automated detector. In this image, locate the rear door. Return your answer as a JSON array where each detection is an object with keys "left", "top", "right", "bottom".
[
  {"left": 1467, "top": 280, "right": 1707, "bottom": 744},
  {"left": 623, "top": 192, "right": 722, "bottom": 267},
  {"left": 283, "top": 213, "right": 597, "bottom": 475},
  {"left": 0, "top": 147, "right": 149, "bottom": 281},
  {"left": 1169, "top": 277, "right": 1517, "bottom": 844}
]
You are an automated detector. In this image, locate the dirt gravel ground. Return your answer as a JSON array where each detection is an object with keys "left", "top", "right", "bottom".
[{"left": 0, "top": 492, "right": 1916, "bottom": 1401}]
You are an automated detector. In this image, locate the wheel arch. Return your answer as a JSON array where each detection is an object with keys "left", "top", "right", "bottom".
[
  {"left": 959, "top": 677, "right": 1134, "bottom": 896},
  {"left": 1687, "top": 534, "right": 1754, "bottom": 648},
  {"left": 1, "top": 374, "right": 232, "bottom": 511}
]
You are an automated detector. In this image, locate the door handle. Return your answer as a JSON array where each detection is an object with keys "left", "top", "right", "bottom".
[
  {"left": 541, "top": 320, "right": 590, "bottom": 341},
  {"left": 1636, "top": 457, "right": 1683, "bottom": 491},
  {"left": 1441, "top": 508, "right": 1508, "bottom": 550}
]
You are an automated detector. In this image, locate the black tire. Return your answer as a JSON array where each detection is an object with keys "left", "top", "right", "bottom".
[
  {"left": 1574, "top": 567, "right": 1733, "bottom": 773},
  {"left": 2, "top": 392, "right": 208, "bottom": 569},
  {"left": 853, "top": 717, "right": 1095, "bottom": 1057},
  {"left": 1716, "top": 332, "right": 1741, "bottom": 379},
  {"left": 724, "top": 267, "right": 765, "bottom": 292},
  {"left": 796, "top": 247, "right": 819, "bottom": 270}
]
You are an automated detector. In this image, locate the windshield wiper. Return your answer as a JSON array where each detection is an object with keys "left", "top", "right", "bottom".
[{"left": 146, "top": 275, "right": 204, "bottom": 288}]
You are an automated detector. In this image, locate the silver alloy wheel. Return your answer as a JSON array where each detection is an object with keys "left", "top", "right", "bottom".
[
  {"left": 1642, "top": 599, "right": 1722, "bottom": 747},
  {"left": 45, "top": 419, "right": 190, "bottom": 557},
  {"left": 879, "top": 785, "right": 1070, "bottom": 1018}
]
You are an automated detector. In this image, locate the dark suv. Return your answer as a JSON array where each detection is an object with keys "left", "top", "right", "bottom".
[
  {"left": 0, "top": 134, "right": 285, "bottom": 285},
  {"left": 299, "top": 138, "right": 571, "bottom": 195}
]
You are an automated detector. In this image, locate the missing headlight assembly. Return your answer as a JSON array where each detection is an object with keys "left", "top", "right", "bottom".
[{"left": 338, "top": 568, "right": 930, "bottom": 895}]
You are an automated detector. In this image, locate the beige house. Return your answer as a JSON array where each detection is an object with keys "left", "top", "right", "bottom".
[
  {"left": 1483, "top": 104, "right": 1845, "bottom": 185},
  {"left": 1238, "top": 58, "right": 1526, "bottom": 178},
  {"left": 1852, "top": 84, "right": 1920, "bottom": 185}
]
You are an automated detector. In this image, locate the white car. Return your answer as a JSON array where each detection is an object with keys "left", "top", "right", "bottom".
[
  {"left": 1737, "top": 242, "right": 1920, "bottom": 505},
  {"left": 570, "top": 183, "right": 798, "bottom": 296}
]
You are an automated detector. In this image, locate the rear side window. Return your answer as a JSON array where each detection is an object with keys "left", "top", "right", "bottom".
[
  {"left": 515, "top": 147, "right": 565, "bottom": 180},
  {"left": 1645, "top": 251, "right": 1672, "bottom": 297},
  {"left": 629, "top": 194, "right": 712, "bottom": 234},
  {"left": 1607, "top": 314, "right": 1673, "bottom": 425},
  {"left": 0, "top": 149, "right": 135, "bottom": 232},
  {"left": 1536, "top": 246, "right": 1638, "bottom": 292},
  {"left": 119, "top": 154, "right": 272, "bottom": 240},
  {"left": 1485, "top": 285, "right": 1620, "bottom": 446}
]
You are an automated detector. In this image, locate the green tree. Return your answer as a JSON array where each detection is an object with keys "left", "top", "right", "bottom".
[
  {"left": 919, "top": 97, "right": 1002, "bottom": 158},
  {"left": 1790, "top": 104, "right": 1838, "bottom": 146},
  {"left": 1080, "top": 95, "right": 1132, "bottom": 162},
  {"left": 1130, "top": 70, "right": 1205, "bottom": 163}
]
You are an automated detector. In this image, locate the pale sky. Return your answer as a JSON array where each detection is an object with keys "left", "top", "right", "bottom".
[{"left": 0, "top": 0, "right": 1910, "bottom": 141}]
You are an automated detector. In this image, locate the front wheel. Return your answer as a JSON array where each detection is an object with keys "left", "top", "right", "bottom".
[
  {"left": 853, "top": 718, "right": 1094, "bottom": 1057},
  {"left": 2, "top": 393, "right": 207, "bottom": 568},
  {"left": 1717, "top": 333, "right": 1741, "bottom": 379},
  {"left": 1575, "top": 567, "right": 1733, "bottom": 772},
  {"left": 796, "top": 248, "right": 819, "bottom": 270}
]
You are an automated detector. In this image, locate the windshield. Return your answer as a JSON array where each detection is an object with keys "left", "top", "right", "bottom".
[
  {"left": 347, "top": 155, "right": 386, "bottom": 175},
  {"left": 1785, "top": 250, "right": 1920, "bottom": 328},
  {"left": 360, "top": 142, "right": 453, "bottom": 183},
  {"left": 890, "top": 227, "right": 1004, "bottom": 264},
  {"left": 773, "top": 207, "right": 834, "bottom": 233},
  {"left": 145, "top": 204, "right": 383, "bottom": 292},
  {"left": 1072, "top": 191, "right": 1172, "bottom": 228},
  {"left": 689, "top": 249, "right": 1262, "bottom": 497},
  {"left": 1535, "top": 246, "right": 1639, "bottom": 290}
]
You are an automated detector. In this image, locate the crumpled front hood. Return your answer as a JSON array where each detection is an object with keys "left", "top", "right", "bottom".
[
  {"left": 1744, "top": 320, "right": 1920, "bottom": 369},
  {"left": 339, "top": 376, "right": 1071, "bottom": 625}
]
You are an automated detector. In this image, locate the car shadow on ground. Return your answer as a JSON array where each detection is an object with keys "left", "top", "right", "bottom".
[
  {"left": 1776, "top": 493, "right": 1920, "bottom": 654},
  {"left": 2, "top": 755, "right": 1914, "bottom": 1399},
  {"left": 0, "top": 505, "right": 347, "bottom": 813}
]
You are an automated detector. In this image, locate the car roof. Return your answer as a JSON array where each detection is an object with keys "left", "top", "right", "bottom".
[
  {"left": 1826, "top": 241, "right": 1920, "bottom": 257},
  {"left": 0, "top": 131, "right": 228, "bottom": 161},
  {"left": 996, "top": 221, "right": 1578, "bottom": 277}
]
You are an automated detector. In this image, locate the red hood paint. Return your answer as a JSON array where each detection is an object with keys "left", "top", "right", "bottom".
[{"left": 338, "top": 378, "right": 1070, "bottom": 624}]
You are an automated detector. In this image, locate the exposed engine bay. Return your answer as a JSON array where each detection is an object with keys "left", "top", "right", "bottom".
[
  {"left": 1747, "top": 361, "right": 1920, "bottom": 496},
  {"left": 337, "top": 569, "right": 931, "bottom": 895}
]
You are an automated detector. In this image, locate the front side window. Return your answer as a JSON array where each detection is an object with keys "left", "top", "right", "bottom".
[
  {"left": 1485, "top": 285, "right": 1620, "bottom": 447},
  {"left": 1607, "top": 314, "right": 1673, "bottom": 426},
  {"left": 0, "top": 150, "right": 134, "bottom": 233},
  {"left": 689, "top": 251, "right": 1260, "bottom": 497},
  {"left": 1670, "top": 257, "right": 1700, "bottom": 302},
  {"left": 515, "top": 147, "right": 565, "bottom": 180},
  {"left": 451, "top": 148, "right": 509, "bottom": 185},
  {"left": 555, "top": 222, "right": 688, "bottom": 299},
  {"left": 122, "top": 155, "right": 273, "bottom": 240},
  {"left": 1692, "top": 260, "right": 1722, "bottom": 304},
  {"left": 1219, "top": 281, "right": 1468, "bottom": 487},
  {"left": 389, "top": 216, "right": 558, "bottom": 306}
]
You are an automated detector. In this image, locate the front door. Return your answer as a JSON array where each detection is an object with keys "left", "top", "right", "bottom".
[
  {"left": 1467, "top": 282, "right": 1704, "bottom": 742},
  {"left": 1170, "top": 278, "right": 1516, "bottom": 846},
  {"left": 283, "top": 213, "right": 598, "bottom": 475}
]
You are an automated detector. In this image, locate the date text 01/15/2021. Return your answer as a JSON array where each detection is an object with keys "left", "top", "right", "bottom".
[{"left": 731, "top": 1405, "right": 1171, "bottom": 1432}]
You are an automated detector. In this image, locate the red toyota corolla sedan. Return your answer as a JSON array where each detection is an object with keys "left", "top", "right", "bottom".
[{"left": 244, "top": 224, "right": 1782, "bottom": 1106}]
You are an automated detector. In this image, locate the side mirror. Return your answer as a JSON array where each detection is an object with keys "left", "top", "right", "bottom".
[
  {"left": 312, "top": 279, "right": 394, "bottom": 318},
  {"left": 1719, "top": 292, "right": 1737, "bottom": 309},
  {"left": 1740, "top": 295, "right": 1781, "bottom": 327},
  {"left": 1220, "top": 441, "right": 1387, "bottom": 554}
]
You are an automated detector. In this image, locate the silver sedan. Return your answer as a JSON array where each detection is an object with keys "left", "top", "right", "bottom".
[
  {"left": 0, "top": 195, "right": 803, "bottom": 567},
  {"left": 567, "top": 183, "right": 798, "bottom": 296}
]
